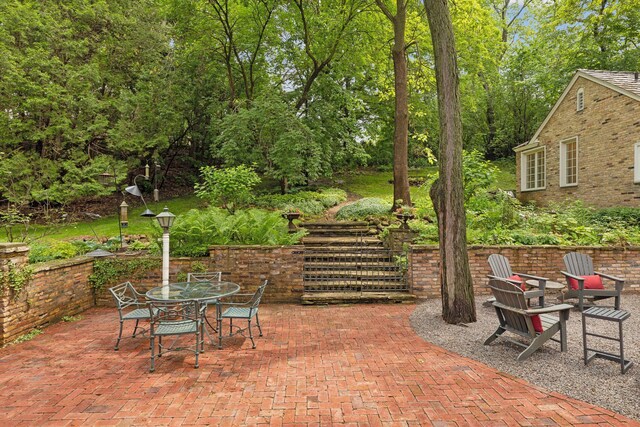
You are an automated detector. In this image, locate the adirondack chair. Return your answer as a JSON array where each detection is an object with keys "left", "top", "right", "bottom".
[
  {"left": 484, "top": 277, "right": 572, "bottom": 361},
  {"left": 488, "top": 254, "right": 548, "bottom": 307},
  {"left": 561, "top": 252, "right": 624, "bottom": 311}
]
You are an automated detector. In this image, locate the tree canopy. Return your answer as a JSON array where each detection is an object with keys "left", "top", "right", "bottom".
[{"left": 1, "top": 0, "right": 638, "bottom": 205}]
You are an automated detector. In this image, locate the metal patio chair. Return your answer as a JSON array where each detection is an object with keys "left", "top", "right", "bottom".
[
  {"left": 484, "top": 277, "right": 572, "bottom": 361},
  {"left": 187, "top": 271, "right": 222, "bottom": 283},
  {"left": 148, "top": 299, "right": 205, "bottom": 372},
  {"left": 219, "top": 280, "right": 268, "bottom": 349},
  {"left": 109, "top": 281, "right": 153, "bottom": 351},
  {"left": 488, "top": 254, "right": 548, "bottom": 307},
  {"left": 561, "top": 252, "right": 624, "bottom": 311}
]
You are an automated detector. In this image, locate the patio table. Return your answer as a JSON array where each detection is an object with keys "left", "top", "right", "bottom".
[{"left": 146, "top": 281, "right": 240, "bottom": 344}]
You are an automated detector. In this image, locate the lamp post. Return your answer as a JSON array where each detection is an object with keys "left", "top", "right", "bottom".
[
  {"left": 156, "top": 207, "right": 176, "bottom": 291},
  {"left": 98, "top": 169, "right": 126, "bottom": 249},
  {"left": 125, "top": 175, "right": 156, "bottom": 217}
]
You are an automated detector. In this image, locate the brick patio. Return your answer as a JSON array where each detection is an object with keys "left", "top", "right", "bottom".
[{"left": 0, "top": 304, "right": 636, "bottom": 426}]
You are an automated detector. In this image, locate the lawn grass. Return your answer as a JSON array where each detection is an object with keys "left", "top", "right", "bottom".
[
  {"left": 338, "top": 160, "right": 515, "bottom": 202},
  {"left": 10, "top": 195, "right": 206, "bottom": 242},
  {"left": 7, "top": 160, "right": 516, "bottom": 243}
]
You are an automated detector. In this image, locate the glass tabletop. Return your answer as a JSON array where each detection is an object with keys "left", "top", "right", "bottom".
[{"left": 146, "top": 281, "right": 240, "bottom": 302}]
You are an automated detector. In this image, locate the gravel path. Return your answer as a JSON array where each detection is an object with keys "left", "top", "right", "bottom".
[{"left": 411, "top": 295, "right": 640, "bottom": 421}]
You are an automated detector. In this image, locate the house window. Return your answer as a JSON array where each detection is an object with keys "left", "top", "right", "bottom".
[
  {"left": 576, "top": 88, "right": 584, "bottom": 111},
  {"left": 560, "top": 137, "right": 578, "bottom": 187},
  {"left": 521, "top": 148, "right": 546, "bottom": 191},
  {"left": 634, "top": 142, "right": 640, "bottom": 183}
]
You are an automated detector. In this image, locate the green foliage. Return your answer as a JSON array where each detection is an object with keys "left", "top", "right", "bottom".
[
  {"left": 11, "top": 329, "right": 42, "bottom": 344},
  {"left": 335, "top": 198, "right": 392, "bottom": 220},
  {"left": 254, "top": 188, "right": 347, "bottom": 215},
  {"left": 195, "top": 165, "right": 261, "bottom": 213},
  {"left": 89, "top": 258, "right": 161, "bottom": 292},
  {"left": 412, "top": 194, "right": 640, "bottom": 247},
  {"left": 61, "top": 315, "right": 82, "bottom": 322},
  {"left": 168, "top": 208, "right": 305, "bottom": 257},
  {"left": 0, "top": 207, "right": 31, "bottom": 242},
  {"left": 28, "top": 241, "right": 79, "bottom": 264},
  {"left": 0, "top": 261, "right": 34, "bottom": 297},
  {"left": 217, "top": 95, "right": 323, "bottom": 191}
]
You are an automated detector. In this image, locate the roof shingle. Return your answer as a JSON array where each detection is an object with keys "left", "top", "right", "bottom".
[{"left": 580, "top": 69, "right": 640, "bottom": 97}]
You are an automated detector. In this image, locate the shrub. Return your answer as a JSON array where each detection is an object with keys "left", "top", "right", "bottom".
[
  {"left": 167, "top": 207, "right": 306, "bottom": 256},
  {"left": 335, "top": 198, "right": 391, "bottom": 220},
  {"left": 194, "top": 164, "right": 261, "bottom": 213},
  {"left": 29, "top": 240, "right": 79, "bottom": 263},
  {"left": 254, "top": 187, "right": 346, "bottom": 215}
]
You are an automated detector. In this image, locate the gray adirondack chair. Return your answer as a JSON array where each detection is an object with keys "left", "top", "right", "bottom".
[
  {"left": 484, "top": 277, "right": 572, "bottom": 361},
  {"left": 561, "top": 252, "right": 624, "bottom": 311},
  {"left": 488, "top": 254, "right": 548, "bottom": 306}
]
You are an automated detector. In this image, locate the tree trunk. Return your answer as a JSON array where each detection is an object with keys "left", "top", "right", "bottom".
[
  {"left": 391, "top": 1, "right": 411, "bottom": 209},
  {"left": 424, "top": 0, "right": 476, "bottom": 324}
]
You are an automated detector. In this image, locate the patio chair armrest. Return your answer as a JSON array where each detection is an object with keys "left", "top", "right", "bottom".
[
  {"left": 560, "top": 271, "right": 582, "bottom": 281},
  {"left": 526, "top": 304, "right": 573, "bottom": 315},
  {"left": 221, "top": 301, "right": 250, "bottom": 307},
  {"left": 513, "top": 272, "right": 548, "bottom": 282},
  {"left": 487, "top": 274, "right": 522, "bottom": 286},
  {"left": 595, "top": 271, "right": 625, "bottom": 285}
]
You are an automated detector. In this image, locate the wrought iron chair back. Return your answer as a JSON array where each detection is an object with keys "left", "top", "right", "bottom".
[
  {"left": 108, "top": 281, "right": 151, "bottom": 350},
  {"left": 147, "top": 299, "right": 205, "bottom": 372},
  {"left": 187, "top": 271, "right": 222, "bottom": 283}
]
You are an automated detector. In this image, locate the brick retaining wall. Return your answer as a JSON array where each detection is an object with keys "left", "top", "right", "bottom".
[
  {"left": 410, "top": 245, "right": 640, "bottom": 298},
  {"left": 208, "top": 246, "right": 305, "bottom": 303},
  {"left": 2, "top": 242, "right": 640, "bottom": 345},
  {"left": 0, "top": 252, "right": 94, "bottom": 346}
]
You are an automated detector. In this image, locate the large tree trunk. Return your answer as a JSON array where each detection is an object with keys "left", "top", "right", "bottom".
[
  {"left": 424, "top": 0, "right": 476, "bottom": 324},
  {"left": 391, "top": 1, "right": 411, "bottom": 209}
]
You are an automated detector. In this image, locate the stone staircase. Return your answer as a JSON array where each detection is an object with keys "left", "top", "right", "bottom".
[{"left": 301, "top": 221, "right": 414, "bottom": 304}]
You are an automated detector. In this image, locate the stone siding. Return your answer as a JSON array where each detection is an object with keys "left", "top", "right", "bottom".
[
  {"left": 516, "top": 76, "right": 640, "bottom": 207},
  {"left": 410, "top": 245, "right": 640, "bottom": 298}
]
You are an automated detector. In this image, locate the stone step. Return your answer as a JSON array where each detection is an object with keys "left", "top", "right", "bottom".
[
  {"left": 303, "top": 277, "right": 406, "bottom": 286},
  {"left": 304, "top": 262, "right": 399, "bottom": 270},
  {"left": 302, "top": 270, "right": 404, "bottom": 284},
  {"left": 304, "top": 254, "right": 394, "bottom": 263},
  {"left": 301, "top": 292, "right": 416, "bottom": 305},
  {"left": 304, "top": 228, "right": 373, "bottom": 236},
  {"left": 302, "top": 221, "right": 369, "bottom": 228},
  {"left": 302, "top": 236, "right": 382, "bottom": 246}
]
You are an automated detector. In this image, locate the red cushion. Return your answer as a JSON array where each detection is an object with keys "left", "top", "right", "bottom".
[
  {"left": 508, "top": 275, "right": 527, "bottom": 291},
  {"left": 567, "top": 274, "right": 604, "bottom": 290},
  {"left": 531, "top": 315, "right": 543, "bottom": 333}
]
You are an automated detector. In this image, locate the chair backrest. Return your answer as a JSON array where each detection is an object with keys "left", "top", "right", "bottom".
[
  {"left": 488, "top": 254, "right": 513, "bottom": 278},
  {"left": 148, "top": 299, "right": 201, "bottom": 324},
  {"left": 109, "top": 282, "right": 142, "bottom": 309},
  {"left": 187, "top": 271, "right": 222, "bottom": 283},
  {"left": 487, "top": 277, "right": 535, "bottom": 336},
  {"left": 563, "top": 252, "right": 594, "bottom": 276},
  {"left": 247, "top": 280, "right": 268, "bottom": 309}
]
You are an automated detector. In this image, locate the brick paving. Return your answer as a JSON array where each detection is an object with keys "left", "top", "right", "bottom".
[{"left": 0, "top": 304, "right": 637, "bottom": 426}]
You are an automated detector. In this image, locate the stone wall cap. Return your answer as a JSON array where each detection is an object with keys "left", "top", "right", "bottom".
[
  {"left": 409, "top": 244, "right": 640, "bottom": 251},
  {"left": 209, "top": 245, "right": 303, "bottom": 250},
  {"left": 0, "top": 242, "right": 30, "bottom": 253},
  {"left": 32, "top": 256, "right": 94, "bottom": 273}
]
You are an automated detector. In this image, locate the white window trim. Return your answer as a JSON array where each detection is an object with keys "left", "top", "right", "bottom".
[
  {"left": 520, "top": 147, "right": 546, "bottom": 192},
  {"left": 559, "top": 136, "right": 578, "bottom": 187},
  {"left": 576, "top": 88, "right": 584, "bottom": 111},
  {"left": 634, "top": 142, "right": 640, "bottom": 183}
]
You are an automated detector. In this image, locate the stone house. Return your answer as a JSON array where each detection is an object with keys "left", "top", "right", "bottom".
[{"left": 515, "top": 69, "right": 640, "bottom": 208}]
